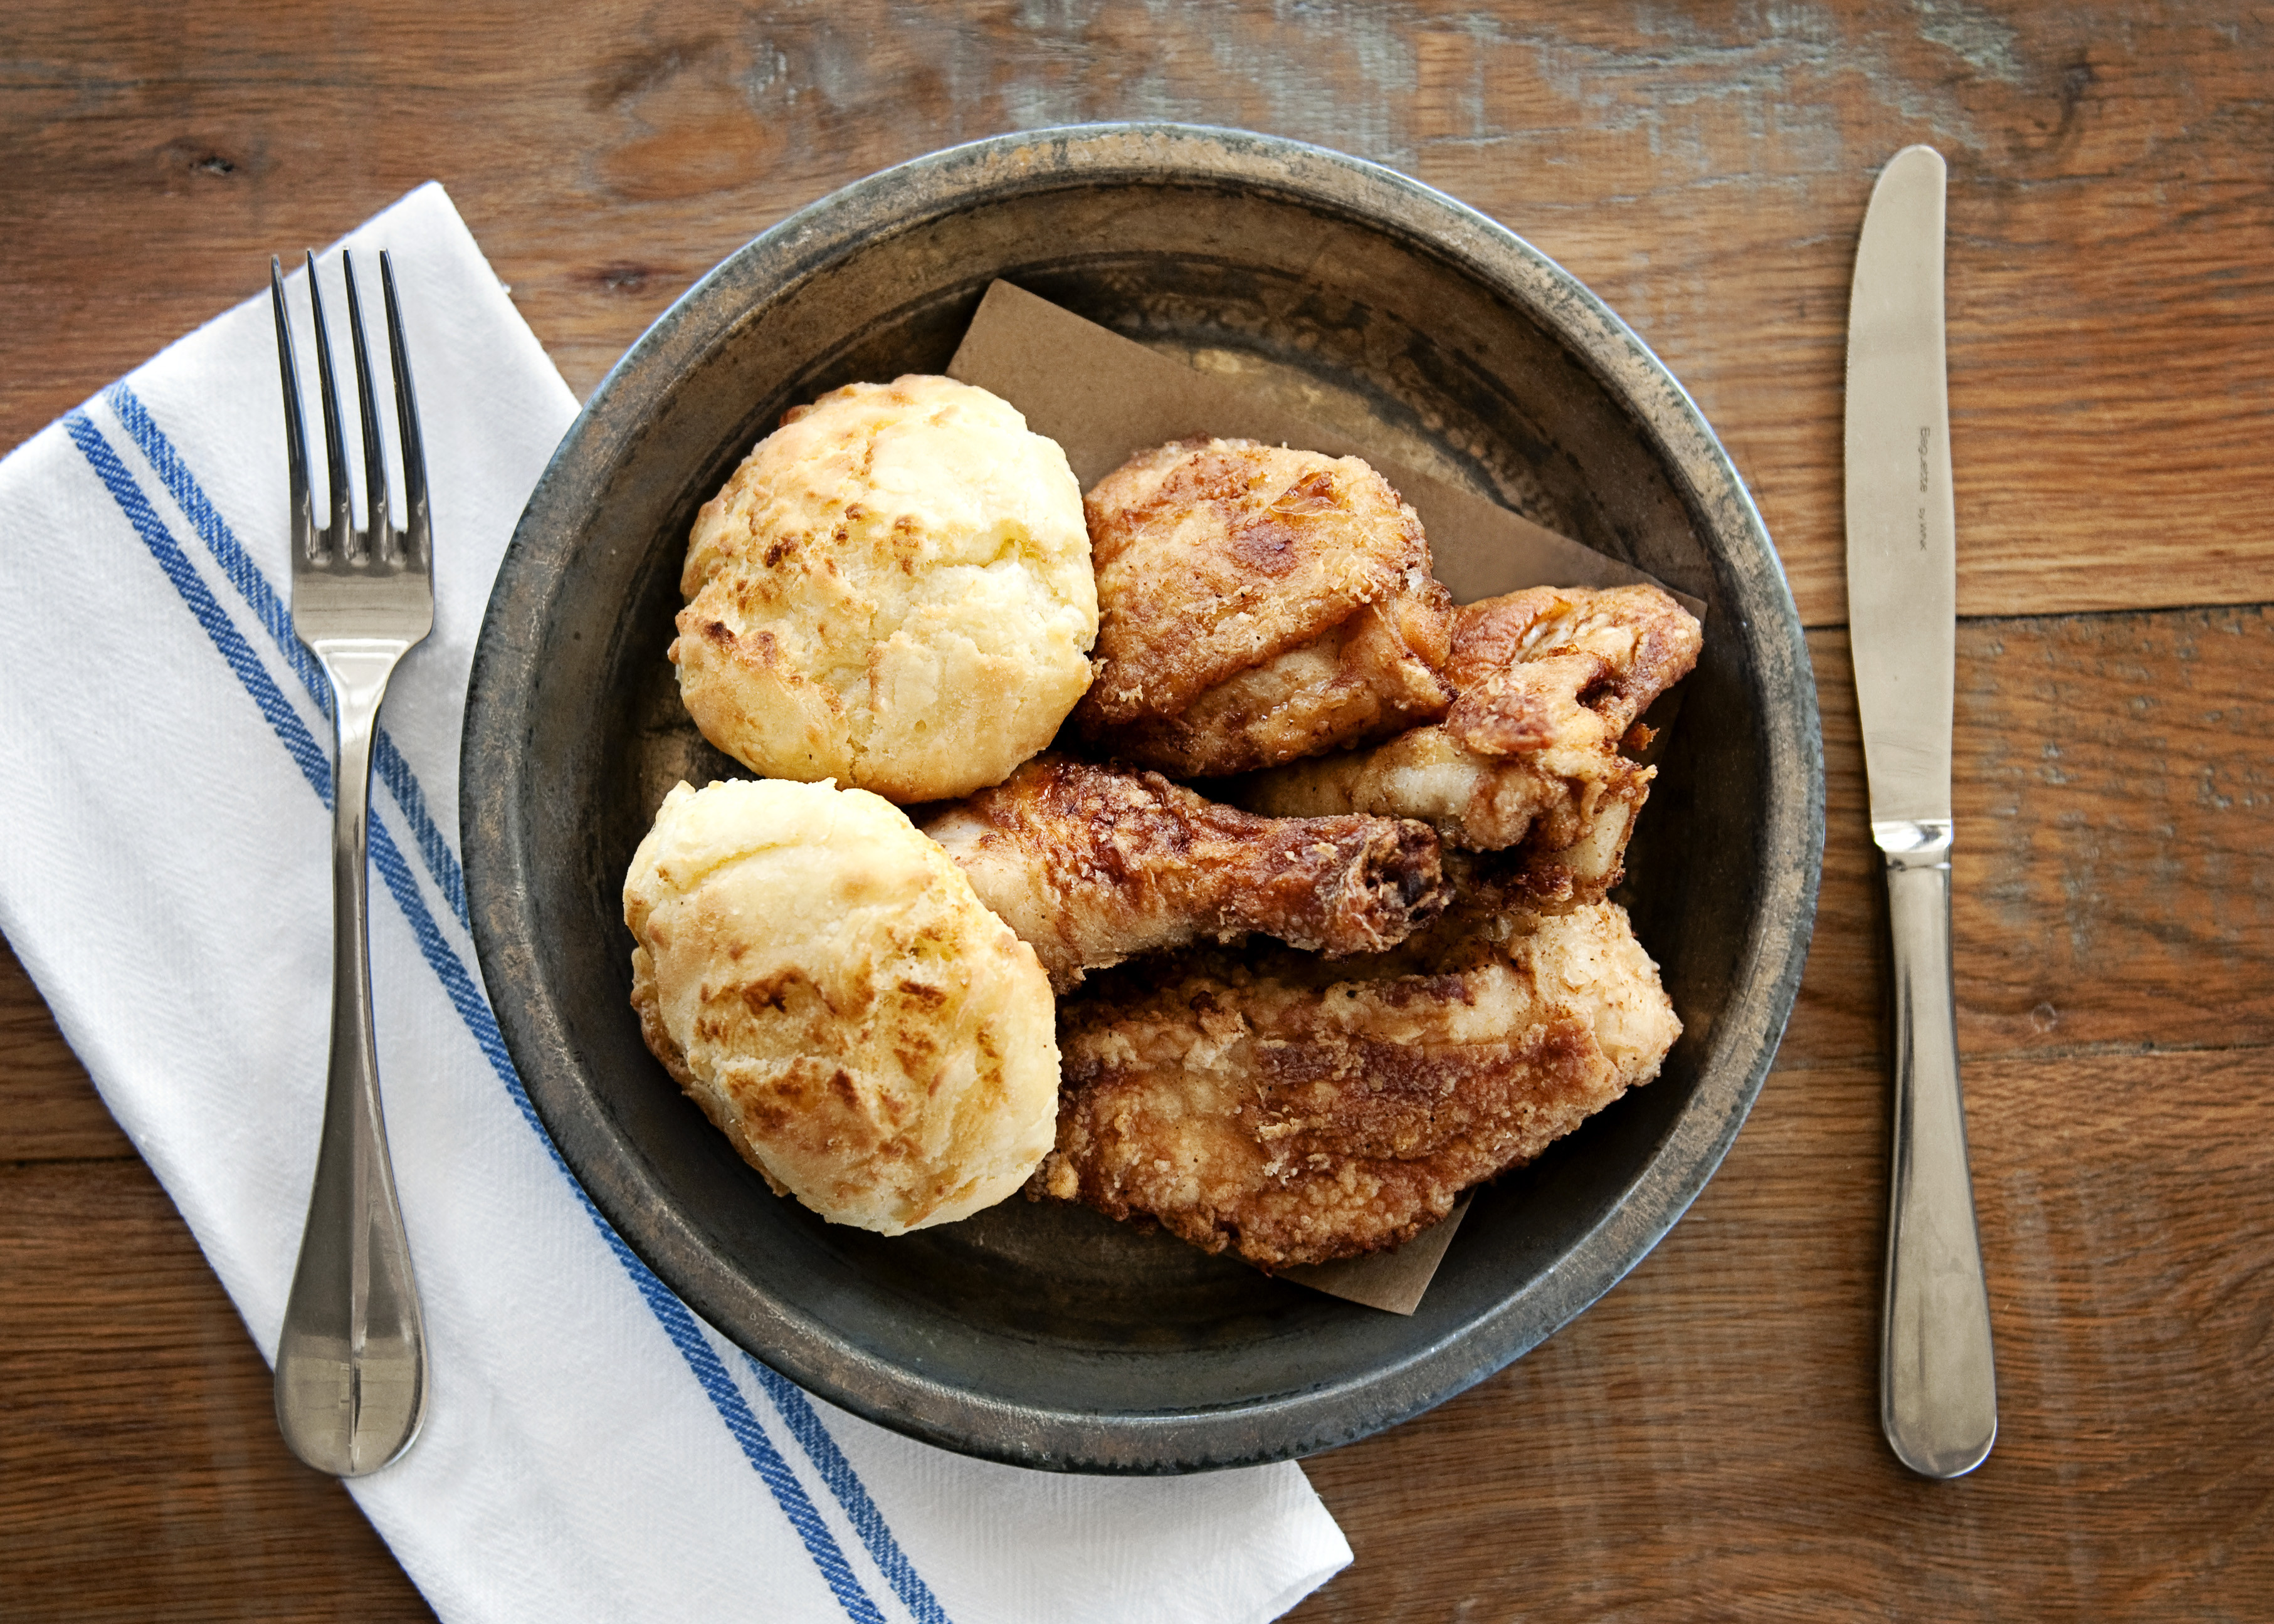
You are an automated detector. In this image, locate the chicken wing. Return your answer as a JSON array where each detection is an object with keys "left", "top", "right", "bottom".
[
  {"left": 921, "top": 753, "right": 1449, "bottom": 992},
  {"left": 1028, "top": 862, "right": 1682, "bottom": 1269},
  {"left": 1073, "top": 437, "right": 1454, "bottom": 776},
  {"left": 1237, "top": 583, "right": 1702, "bottom": 901}
]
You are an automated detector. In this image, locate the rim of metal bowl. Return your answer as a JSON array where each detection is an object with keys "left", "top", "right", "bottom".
[{"left": 464, "top": 122, "right": 1824, "bottom": 1472}]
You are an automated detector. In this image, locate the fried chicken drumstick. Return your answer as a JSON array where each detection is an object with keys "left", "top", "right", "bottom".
[
  {"left": 1028, "top": 859, "right": 1682, "bottom": 1269},
  {"left": 1238, "top": 583, "right": 1703, "bottom": 901},
  {"left": 922, "top": 753, "right": 1450, "bottom": 992}
]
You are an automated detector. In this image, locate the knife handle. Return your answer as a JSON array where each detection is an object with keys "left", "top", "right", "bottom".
[{"left": 1875, "top": 819, "right": 1997, "bottom": 1479}]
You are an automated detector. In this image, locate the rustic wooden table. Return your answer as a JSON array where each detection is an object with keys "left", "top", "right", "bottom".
[{"left": 5, "top": 3, "right": 2270, "bottom": 1618}]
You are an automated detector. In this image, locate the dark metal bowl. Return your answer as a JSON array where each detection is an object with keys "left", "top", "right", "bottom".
[{"left": 462, "top": 123, "right": 1823, "bottom": 1473}]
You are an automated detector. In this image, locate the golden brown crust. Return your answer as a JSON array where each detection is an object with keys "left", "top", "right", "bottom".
[
  {"left": 1234, "top": 583, "right": 1702, "bottom": 902},
  {"left": 922, "top": 753, "right": 1448, "bottom": 990},
  {"left": 624, "top": 778, "right": 1060, "bottom": 1234},
  {"left": 1443, "top": 582, "right": 1703, "bottom": 753},
  {"left": 1073, "top": 438, "right": 1452, "bottom": 773},
  {"left": 1100, "top": 585, "right": 1456, "bottom": 777},
  {"left": 670, "top": 375, "right": 1097, "bottom": 802},
  {"left": 1029, "top": 889, "right": 1682, "bottom": 1269}
]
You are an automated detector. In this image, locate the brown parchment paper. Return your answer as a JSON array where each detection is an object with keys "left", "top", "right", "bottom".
[
  {"left": 946, "top": 281, "right": 1688, "bottom": 1315},
  {"left": 948, "top": 280, "right": 1703, "bottom": 613}
]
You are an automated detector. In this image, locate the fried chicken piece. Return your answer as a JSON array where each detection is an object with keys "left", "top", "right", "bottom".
[
  {"left": 1073, "top": 437, "right": 1454, "bottom": 776},
  {"left": 1237, "top": 584, "right": 1702, "bottom": 901},
  {"left": 1445, "top": 582, "right": 1702, "bottom": 745},
  {"left": 1103, "top": 588, "right": 1456, "bottom": 778},
  {"left": 923, "top": 754, "right": 1448, "bottom": 992},
  {"left": 1028, "top": 867, "right": 1682, "bottom": 1270}
]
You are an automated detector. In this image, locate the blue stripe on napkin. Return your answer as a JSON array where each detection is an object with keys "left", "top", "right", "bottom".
[
  {"left": 106, "top": 384, "right": 471, "bottom": 935},
  {"left": 750, "top": 1355, "right": 954, "bottom": 1624},
  {"left": 61, "top": 412, "right": 336, "bottom": 807},
  {"left": 66, "top": 397, "right": 952, "bottom": 1624}
]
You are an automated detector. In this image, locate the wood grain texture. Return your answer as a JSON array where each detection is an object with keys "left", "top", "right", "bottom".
[
  {"left": 1296, "top": 1047, "right": 2274, "bottom": 1621},
  {"left": 4, "top": 2, "right": 2271, "bottom": 625},
  {"left": 1793, "top": 604, "right": 2274, "bottom": 1069},
  {"left": 3, "top": 1, "right": 2271, "bottom": 1619},
  {"left": 0, "top": 943, "right": 130, "bottom": 1163},
  {"left": 0, "top": 1155, "right": 431, "bottom": 1622}
]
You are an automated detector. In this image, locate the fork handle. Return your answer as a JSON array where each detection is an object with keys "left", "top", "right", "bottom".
[{"left": 275, "top": 642, "right": 428, "bottom": 1477}]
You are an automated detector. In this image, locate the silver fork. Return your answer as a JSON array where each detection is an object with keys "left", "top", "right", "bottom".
[{"left": 269, "top": 248, "right": 431, "bottom": 1477}]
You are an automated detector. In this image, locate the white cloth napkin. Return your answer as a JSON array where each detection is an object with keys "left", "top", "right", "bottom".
[{"left": 0, "top": 182, "right": 1352, "bottom": 1624}]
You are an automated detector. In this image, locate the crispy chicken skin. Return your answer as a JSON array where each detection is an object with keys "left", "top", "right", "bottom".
[
  {"left": 1103, "top": 590, "right": 1456, "bottom": 778},
  {"left": 1074, "top": 437, "right": 1455, "bottom": 776},
  {"left": 1237, "top": 584, "right": 1703, "bottom": 901},
  {"left": 1028, "top": 862, "right": 1682, "bottom": 1269},
  {"left": 922, "top": 753, "right": 1449, "bottom": 992},
  {"left": 1444, "top": 583, "right": 1702, "bottom": 748}
]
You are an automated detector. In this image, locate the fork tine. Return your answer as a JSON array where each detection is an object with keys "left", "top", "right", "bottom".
[
  {"left": 303, "top": 249, "right": 354, "bottom": 562},
  {"left": 379, "top": 252, "right": 430, "bottom": 574},
  {"left": 269, "top": 256, "right": 316, "bottom": 567},
  {"left": 341, "top": 249, "right": 395, "bottom": 565}
]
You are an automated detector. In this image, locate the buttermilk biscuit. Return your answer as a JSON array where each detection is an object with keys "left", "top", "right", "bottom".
[
  {"left": 624, "top": 778, "right": 1058, "bottom": 1235},
  {"left": 671, "top": 375, "right": 1097, "bottom": 803}
]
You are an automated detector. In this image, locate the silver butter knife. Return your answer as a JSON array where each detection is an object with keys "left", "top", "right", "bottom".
[{"left": 1845, "top": 144, "right": 1997, "bottom": 1479}]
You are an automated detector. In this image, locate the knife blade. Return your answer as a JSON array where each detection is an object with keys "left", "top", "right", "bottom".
[{"left": 1845, "top": 144, "right": 1998, "bottom": 1480}]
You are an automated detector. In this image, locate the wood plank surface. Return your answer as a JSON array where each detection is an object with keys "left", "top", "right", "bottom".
[
  {"left": 4, "top": 3, "right": 2270, "bottom": 626},
  {"left": 4, "top": 1, "right": 2271, "bottom": 1620},
  {"left": 1795, "top": 606, "right": 2274, "bottom": 1068},
  {"left": 1298, "top": 1047, "right": 2274, "bottom": 1620},
  {"left": 0, "top": 1151, "right": 431, "bottom": 1623}
]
